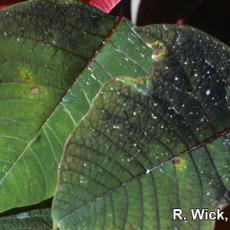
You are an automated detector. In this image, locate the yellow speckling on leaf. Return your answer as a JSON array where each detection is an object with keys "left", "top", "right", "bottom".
[
  {"left": 20, "top": 67, "right": 33, "bottom": 83},
  {"left": 147, "top": 41, "right": 167, "bottom": 61}
]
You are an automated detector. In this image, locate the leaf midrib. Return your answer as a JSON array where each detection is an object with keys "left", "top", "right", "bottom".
[{"left": 0, "top": 17, "right": 123, "bottom": 190}]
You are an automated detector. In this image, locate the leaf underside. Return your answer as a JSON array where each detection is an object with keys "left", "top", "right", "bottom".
[{"left": 52, "top": 25, "right": 230, "bottom": 229}]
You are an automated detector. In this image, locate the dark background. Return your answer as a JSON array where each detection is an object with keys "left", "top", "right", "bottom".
[
  {"left": 112, "top": 0, "right": 230, "bottom": 45},
  {"left": 112, "top": 1, "right": 230, "bottom": 229}
]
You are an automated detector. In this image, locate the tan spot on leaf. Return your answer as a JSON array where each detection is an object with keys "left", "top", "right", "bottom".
[{"left": 30, "top": 86, "right": 40, "bottom": 96}]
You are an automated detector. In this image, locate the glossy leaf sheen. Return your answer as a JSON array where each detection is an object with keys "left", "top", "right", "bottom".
[{"left": 53, "top": 25, "right": 230, "bottom": 229}]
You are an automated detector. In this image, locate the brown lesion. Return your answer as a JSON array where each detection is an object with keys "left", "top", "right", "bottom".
[
  {"left": 172, "top": 157, "right": 187, "bottom": 171},
  {"left": 23, "top": 72, "right": 33, "bottom": 83},
  {"left": 172, "top": 157, "right": 182, "bottom": 165}
]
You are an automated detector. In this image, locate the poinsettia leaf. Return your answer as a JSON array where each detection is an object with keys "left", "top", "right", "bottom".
[
  {"left": 0, "top": 0, "right": 27, "bottom": 9},
  {"left": 0, "top": 0, "right": 116, "bottom": 212},
  {"left": 89, "top": 0, "right": 122, "bottom": 13},
  {"left": 0, "top": 0, "right": 153, "bottom": 213},
  {"left": 0, "top": 208, "right": 52, "bottom": 229},
  {"left": 0, "top": 0, "right": 121, "bottom": 13},
  {"left": 52, "top": 25, "right": 230, "bottom": 229}
]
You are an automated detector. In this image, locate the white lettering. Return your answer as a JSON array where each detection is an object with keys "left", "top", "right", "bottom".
[{"left": 173, "top": 209, "right": 183, "bottom": 220}]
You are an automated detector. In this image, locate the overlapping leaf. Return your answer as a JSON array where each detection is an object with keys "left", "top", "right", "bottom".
[
  {"left": 0, "top": 0, "right": 115, "bottom": 212},
  {"left": 52, "top": 25, "right": 230, "bottom": 229},
  {"left": 0, "top": 0, "right": 153, "bottom": 213}
]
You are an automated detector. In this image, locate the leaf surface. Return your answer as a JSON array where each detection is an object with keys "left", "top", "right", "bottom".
[
  {"left": 52, "top": 25, "right": 230, "bottom": 229},
  {"left": 0, "top": 0, "right": 153, "bottom": 212},
  {"left": 0, "top": 0, "right": 115, "bottom": 212}
]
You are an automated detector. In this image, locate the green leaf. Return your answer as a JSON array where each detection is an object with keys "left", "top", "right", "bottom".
[
  {"left": 52, "top": 25, "right": 230, "bottom": 229},
  {"left": 0, "top": 0, "right": 115, "bottom": 212},
  {"left": 0, "top": 0, "right": 153, "bottom": 212},
  {"left": 0, "top": 208, "right": 52, "bottom": 229}
]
